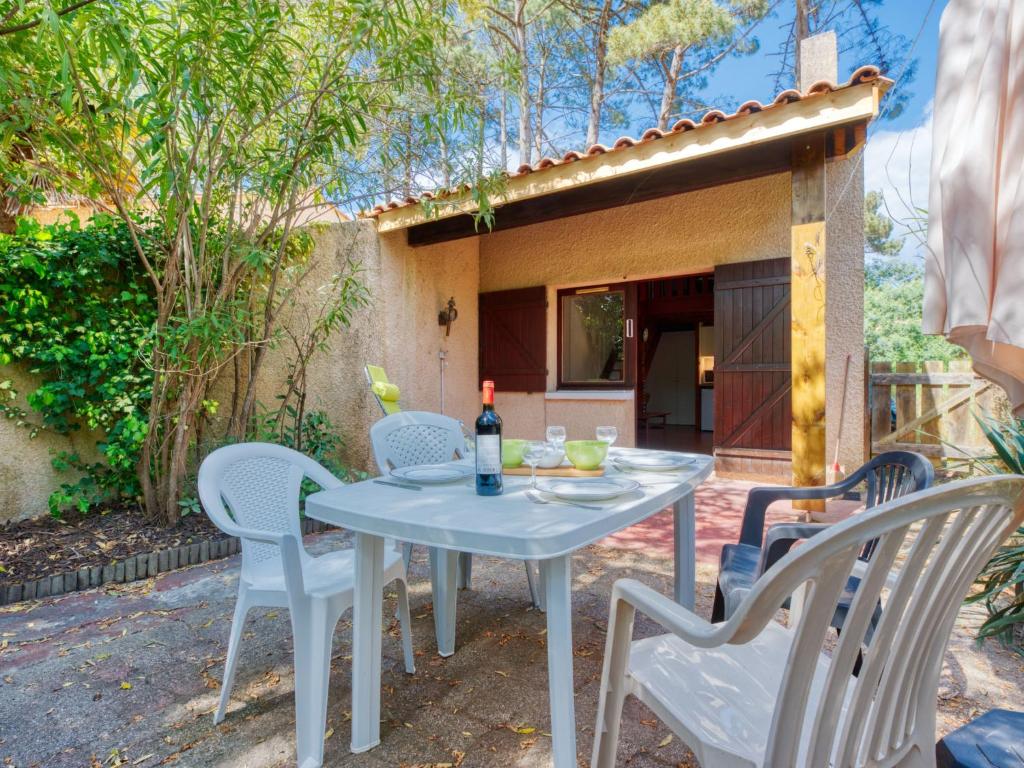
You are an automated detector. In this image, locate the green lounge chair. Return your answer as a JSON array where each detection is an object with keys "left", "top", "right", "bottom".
[{"left": 365, "top": 364, "right": 402, "bottom": 416}]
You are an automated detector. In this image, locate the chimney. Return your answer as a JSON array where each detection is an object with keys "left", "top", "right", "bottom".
[{"left": 798, "top": 31, "right": 838, "bottom": 93}]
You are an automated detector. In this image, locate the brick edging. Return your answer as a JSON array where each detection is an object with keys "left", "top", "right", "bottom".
[{"left": 0, "top": 517, "right": 333, "bottom": 607}]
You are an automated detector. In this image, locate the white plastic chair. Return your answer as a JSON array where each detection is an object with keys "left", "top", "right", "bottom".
[
  {"left": 592, "top": 475, "right": 1024, "bottom": 768},
  {"left": 198, "top": 443, "right": 414, "bottom": 768},
  {"left": 370, "top": 411, "right": 540, "bottom": 607}
]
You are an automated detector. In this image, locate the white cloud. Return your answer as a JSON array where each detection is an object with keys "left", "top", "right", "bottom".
[{"left": 864, "top": 103, "right": 933, "bottom": 259}]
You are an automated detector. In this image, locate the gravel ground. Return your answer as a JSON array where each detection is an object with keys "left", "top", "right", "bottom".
[{"left": 1, "top": 529, "right": 1022, "bottom": 768}]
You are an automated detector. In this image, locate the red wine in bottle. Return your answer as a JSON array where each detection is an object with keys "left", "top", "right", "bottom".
[{"left": 475, "top": 380, "right": 503, "bottom": 496}]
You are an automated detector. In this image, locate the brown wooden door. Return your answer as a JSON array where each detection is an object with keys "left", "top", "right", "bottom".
[{"left": 713, "top": 258, "right": 792, "bottom": 479}]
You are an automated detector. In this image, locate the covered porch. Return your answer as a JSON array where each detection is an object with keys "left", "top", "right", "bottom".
[{"left": 370, "top": 66, "right": 888, "bottom": 484}]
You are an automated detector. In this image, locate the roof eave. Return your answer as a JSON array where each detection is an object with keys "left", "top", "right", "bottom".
[{"left": 374, "top": 78, "right": 891, "bottom": 234}]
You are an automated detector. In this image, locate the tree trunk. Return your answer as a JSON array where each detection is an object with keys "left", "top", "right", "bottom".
[
  {"left": 477, "top": 86, "right": 487, "bottom": 178},
  {"left": 402, "top": 117, "right": 413, "bottom": 198},
  {"left": 514, "top": 0, "right": 532, "bottom": 168},
  {"left": 586, "top": 0, "right": 613, "bottom": 147},
  {"left": 657, "top": 45, "right": 685, "bottom": 131},
  {"left": 534, "top": 50, "right": 546, "bottom": 160},
  {"left": 440, "top": 133, "right": 451, "bottom": 188},
  {"left": 0, "top": 206, "right": 15, "bottom": 234},
  {"left": 499, "top": 91, "right": 508, "bottom": 170}
]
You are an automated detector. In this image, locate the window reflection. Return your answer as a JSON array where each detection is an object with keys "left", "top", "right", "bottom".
[{"left": 561, "top": 290, "right": 625, "bottom": 384}]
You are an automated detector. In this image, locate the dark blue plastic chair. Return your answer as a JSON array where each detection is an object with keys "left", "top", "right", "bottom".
[
  {"left": 936, "top": 709, "right": 1024, "bottom": 767},
  {"left": 712, "top": 451, "right": 935, "bottom": 629}
]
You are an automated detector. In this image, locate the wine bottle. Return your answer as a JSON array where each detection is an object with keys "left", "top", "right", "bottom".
[{"left": 475, "top": 380, "right": 503, "bottom": 496}]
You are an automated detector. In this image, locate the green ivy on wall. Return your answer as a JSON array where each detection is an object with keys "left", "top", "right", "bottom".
[{"left": 0, "top": 215, "right": 156, "bottom": 515}]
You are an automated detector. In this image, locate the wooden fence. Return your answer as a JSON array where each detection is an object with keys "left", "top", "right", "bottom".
[{"left": 868, "top": 360, "right": 1006, "bottom": 464}]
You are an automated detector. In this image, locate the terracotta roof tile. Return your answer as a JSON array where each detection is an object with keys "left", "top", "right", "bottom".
[
  {"left": 700, "top": 109, "right": 728, "bottom": 125},
  {"left": 669, "top": 118, "right": 698, "bottom": 133},
  {"left": 361, "top": 64, "right": 884, "bottom": 218},
  {"left": 850, "top": 66, "right": 880, "bottom": 84},
  {"left": 772, "top": 88, "right": 803, "bottom": 105},
  {"left": 736, "top": 100, "right": 764, "bottom": 115},
  {"left": 806, "top": 78, "right": 839, "bottom": 95}
]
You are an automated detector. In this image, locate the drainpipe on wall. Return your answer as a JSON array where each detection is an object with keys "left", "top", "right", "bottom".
[{"left": 439, "top": 349, "right": 447, "bottom": 415}]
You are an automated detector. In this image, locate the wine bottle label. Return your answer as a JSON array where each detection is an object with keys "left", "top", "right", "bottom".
[{"left": 476, "top": 435, "right": 501, "bottom": 475}]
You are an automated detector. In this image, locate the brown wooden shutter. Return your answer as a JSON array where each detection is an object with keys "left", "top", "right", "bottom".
[
  {"left": 479, "top": 287, "right": 547, "bottom": 392},
  {"left": 713, "top": 258, "right": 792, "bottom": 478}
]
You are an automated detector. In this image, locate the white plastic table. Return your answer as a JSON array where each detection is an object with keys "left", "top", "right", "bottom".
[{"left": 305, "top": 449, "right": 712, "bottom": 766}]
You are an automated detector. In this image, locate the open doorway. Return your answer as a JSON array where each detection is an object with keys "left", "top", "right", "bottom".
[{"left": 636, "top": 274, "right": 715, "bottom": 453}]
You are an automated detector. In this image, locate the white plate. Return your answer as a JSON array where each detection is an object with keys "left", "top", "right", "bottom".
[
  {"left": 535, "top": 477, "right": 640, "bottom": 502},
  {"left": 613, "top": 452, "right": 696, "bottom": 472},
  {"left": 391, "top": 464, "right": 473, "bottom": 484}
]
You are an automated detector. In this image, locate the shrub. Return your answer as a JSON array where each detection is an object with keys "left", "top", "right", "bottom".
[
  {"left": 0, "top": 215, "right": 156, "bottom": 514},
  {"left": 966, "top": 412, "right": 1024, "bottom": 650}
]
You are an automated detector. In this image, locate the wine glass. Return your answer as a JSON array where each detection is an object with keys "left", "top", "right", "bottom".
[
  {"left": 596, "top": 426, "right": 618, "bottom": 448},
  {"left": 523, "top": 440, "right": 547, "bottom": 489},
  {"left": 545, "top": 425, "right": 567, "bottom": 450}
]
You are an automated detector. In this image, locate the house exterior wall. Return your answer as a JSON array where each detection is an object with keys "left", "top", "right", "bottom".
[
  {"left": 478, "top": 174, "right": 790, "bottom": 293},
  {"left": 476, "top": 167, "right": 865, "bottom": 476},
  {"left": 825, "top": 151, "right": 866, "bottom": 474},
  {"left": 478, "top": 173, "right": 792, "bottom": 452},
  {"left": 255, "top": 222, "right": 480, "bottom": 477},
  {"left": 370, "top": 230, "right": 481, "bottom": 458}
]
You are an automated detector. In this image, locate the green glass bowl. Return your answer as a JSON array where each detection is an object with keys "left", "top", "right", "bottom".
[
  {"left": 564, "top": 440, "right": 609, "bottom": 471},
  {"left": 502, "top": 439, "right": 527, "bottom": 468}
]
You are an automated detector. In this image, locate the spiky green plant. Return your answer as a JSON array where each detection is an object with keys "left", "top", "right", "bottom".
[{"left": 965, "top": 412, "right": 1024, "bottom": 650}]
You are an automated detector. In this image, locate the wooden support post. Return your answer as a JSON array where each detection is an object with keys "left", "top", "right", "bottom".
[{"left": 791, "top": 135, "right": 827, "bottom": 507}]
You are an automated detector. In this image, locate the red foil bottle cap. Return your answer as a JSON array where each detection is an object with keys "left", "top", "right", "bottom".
[{"left": 482, "top": 380, "right": 495, "bottom": 405}]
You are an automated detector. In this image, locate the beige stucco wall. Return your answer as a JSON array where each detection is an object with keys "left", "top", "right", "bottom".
[
  {"left": 496, "top": 392, "right": 636, "bottom": 447},
  {"left": 371, "top": 230, "right": 480, "bottom": 462},
  {"left": 0, "top": 367, "right": 105, "bottom": 521},
  {"left": 479, "top": 173, "right": 790, "bottom": 293},
  {"left": 245, "top": 222, "right": 481, "bottom": 476},
  {"left": 825, "top": 152, "right": 866, "bottom": 474}
]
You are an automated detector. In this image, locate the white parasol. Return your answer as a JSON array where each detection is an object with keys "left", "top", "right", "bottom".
[{"left": 923, "top": 0, "right": 1024, "bottom": 415}]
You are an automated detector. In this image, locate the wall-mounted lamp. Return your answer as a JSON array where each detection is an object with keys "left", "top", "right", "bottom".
[{"left": 438, "top": 297, "right": 458, "bottom": 337}]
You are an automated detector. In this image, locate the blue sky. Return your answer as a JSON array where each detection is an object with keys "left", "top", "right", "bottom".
[
  {"left": 694, "top": 1, "right": 945, "bottom": 132},
  {"left": 688, "top": 0, "right": 947, "bottom": 259}
]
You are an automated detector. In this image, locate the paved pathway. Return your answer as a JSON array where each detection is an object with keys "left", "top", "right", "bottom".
[{"left": 1, "top": 479, "right": 1021, "bottom": 768}]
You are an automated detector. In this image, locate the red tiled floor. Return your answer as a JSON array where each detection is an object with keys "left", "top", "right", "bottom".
[
  {"left": 601, "top": 476, "right": 862, "bottom": 566},
  {"left": 636, "top": 424, "right": 715, "bottom": 454}
]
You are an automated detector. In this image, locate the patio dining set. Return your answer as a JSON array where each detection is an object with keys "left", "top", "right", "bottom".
[{"left": 196, "top": 374, "right": 1024, "bottom": 768}]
